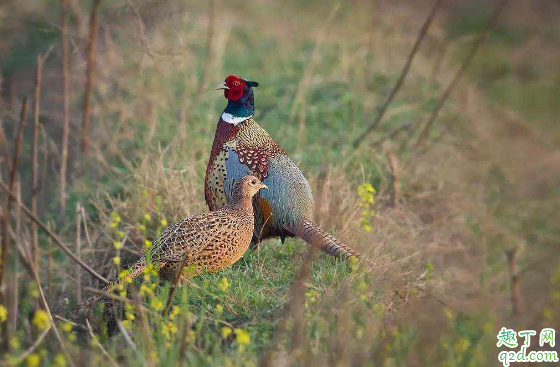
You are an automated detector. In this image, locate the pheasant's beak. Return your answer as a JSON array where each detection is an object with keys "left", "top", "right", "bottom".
[
  {"left": 215, "top": 82, "right": 229, "bottom": 91},
  {"left": 260, "top": 184, "right": 268, "bottom": 190}
]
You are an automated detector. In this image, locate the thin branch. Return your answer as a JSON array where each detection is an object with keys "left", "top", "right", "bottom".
[
  {"left": 414, "top": 0, "right": 509, "bottom": 148},
  {"left": 506, "top": 248, "right": 521, "bottom": 314},
  {"left": 163, "top": 255, "right": 189, "bottom": 316},
  {"left": 1, "top": 98, "right": 27, "bottom": 332},
  {"left": 75, "top": 203, "right": 82, "bottom": 304},
  {"left": 0, "top": 179, "right": 109, "bottom": 284},
  {"left": 80, "top": 0, "right": 101, "bottom": 154},
  {"left": 386, "top": 148, "right": 400, "bottom": 207},
  {"left": 31, "top": 51, "right": 49, "bottom": 271},
  {"left": 352, "top": 0, "right": 444, "bottom": 148},
  {"left": 60, "top": 0, "right": 71, "bottom": 215}
]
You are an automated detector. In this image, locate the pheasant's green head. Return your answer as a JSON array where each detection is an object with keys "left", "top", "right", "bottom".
[{"left": 216, "top": 75, "right": 259, "bottom": 125}]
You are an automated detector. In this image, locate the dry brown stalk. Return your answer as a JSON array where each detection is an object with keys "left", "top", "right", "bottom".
[
  {"left": 163, "top": 253, "right": 189, "bottom": 316},
  {"left": 414, "top": 0, "right": 509, "bottom": 148},
  {"left": 1, "top": 99, "right": 27, "bottom": 341},
  {"left": 506, "top": 248, "right": 521, "bottom": 314},
  {"left": 0, "top": 179, "right": 109, "bottom": 285},
  {"left": 47, "top": 221, "right": 53, "bottom": 295},
  {"left": 80, "top": 0, "right": 101, "bottom": 154},
  {"left": 60, "top": 0, "right": 71, "bottom": 215},
  {"left": 75, "top": 203, "right": 82, "bottom": 304},
  {"left": 0, "top": 121, "right": 10, "bottom": 174},
  {"left": 352, "top": 0, "right": 444, "bottom": 148},
  {"left": 386, "top": 148, "right": 400, "bottom": 206},
  {"left": 6, "top": 181, "right": 22, "bottom": 345},
  {"left": 31, "top": 52, "right": 48, "bottom": 271}
]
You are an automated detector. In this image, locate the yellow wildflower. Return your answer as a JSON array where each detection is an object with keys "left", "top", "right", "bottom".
[
  {"left": 32, "top": 309, "right": 50, "bottom": 330},
  {"left": 221, "top": 326, "right": 232, "bottom": 339},
  {"left": 109, "top": 221, "right": 118, "bottom": 229},
  {"left": 218, "top": 277, "right": 230, "bottom": 292},
  {"left": 116, "top": 230, "right": 125, "bottom": 239},
  {"left": 144, "top": 213, "right": 151, "bottom": 221},
  {"left": 139, "top": 224, "right": 146, "bottom": 231},
  {"left": 113, "top": 256, "right": 121, "bottom": 265},
  {"left": 0, "top": 304, "right": 7, "bottom": 322},
  {"left": 144, "top": 240, "right": 152, "bottom": 248},
  {"left": 53, "top": 354, "right": 67, "bottom": 367},
  {"left": 151, "top": 298, "right": 163, "bottom": 311},
  {"left": 113, "top": 241, "right": 122, "bottom": 250},
  {"left": 61, "top": 321, "right": 73, "bottom": 332},
  {"left": 160, "top": 219, "right": 168, "bottom": 227},
  {"left": 216, "top": 304, "right": 223, "bottom": 315},
  {"left": 26, "top": 353, "right": 40, "bottom": 367},
  {"left": 234, "top": 329, "right": 250, "bottom": 345},
  {"left": 28, "top": 282, "right": 39, "bottom": 298}
]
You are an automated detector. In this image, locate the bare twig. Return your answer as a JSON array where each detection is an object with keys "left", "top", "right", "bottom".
[
  {"left": 31, "top": 52, "right": 48, "bottom": 271},
  {"left": 163, "top": 255, "right": 189, "bottom": 316},
  {"left": 386, "top": 148, "right": 400, "bottom": 206},
  {"left": 7, "top": 181, "right": 22, "bottom": 337},
  {"left": 47, "top": 221, "right": 53, "bottom": 293},
  {"left": 60, "top": 0, "right": 71, "bottom": 215},
  {"left": 352, "top": 0, "right": 444, "bottom": 148},
  {"left": 0, "top": 179, "right": 109, "bottom": 284},
  {"left": 506, "top": 248, "right": 521, "bottom": 314},
  {"left": 1, "top": 99, "right": 27, "bottom": 345},
  {"left": 81, "top": 0, "right": 101, "bottom": 154},
  {"left": 414, "top": 0, "right": 509, "bottom": 148},
  {"left": 85, "top": 319, "right": 120, "bottom": 367},
  {"left": 0, "top": 121, "right": 11, "bottom": 172},
  {"left": 75, "top": 203, "right": 82, "bottom": 304}
]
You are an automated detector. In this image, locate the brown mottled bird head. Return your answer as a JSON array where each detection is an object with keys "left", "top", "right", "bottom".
[{"left": 233, "top": 175, "right": 267, "bottom": 201}]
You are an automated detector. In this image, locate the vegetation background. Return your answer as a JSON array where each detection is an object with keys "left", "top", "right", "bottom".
[{"left": 0, "top": 0, "right": 559, "bottom": 365}]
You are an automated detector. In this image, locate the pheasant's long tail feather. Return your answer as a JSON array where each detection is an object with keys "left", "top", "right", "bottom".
[
  {"left": 287, "top": 220, "right": 360, "bottom": 261},
  {"left": 77, "top": 260, "right": 148, "bottom": 311}
]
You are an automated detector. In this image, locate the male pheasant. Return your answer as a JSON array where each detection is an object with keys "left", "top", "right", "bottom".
[
  {"left": 205, "top": 75, "right": 359, "bottom": 260},
  {"left": 84, "top": 175, "right": 267, "bottom": 307}
]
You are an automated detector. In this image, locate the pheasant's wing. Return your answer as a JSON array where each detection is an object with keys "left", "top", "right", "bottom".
[
  {"left": 149, "top": 212, "right": 228, "bottom": 263},
  {"left": 259, "top": 154, "right": 314, "bottom": 230},
  {"left": 225, "top": 147, "right": 313, "bottom": 236}
]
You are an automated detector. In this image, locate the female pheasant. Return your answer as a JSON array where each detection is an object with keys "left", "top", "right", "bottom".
[
  {"left": 84, "top": 175, "right": 267, "bottom": 307},
  {"left": 205, "top": 75, "right": 359, "bottom": 260}
]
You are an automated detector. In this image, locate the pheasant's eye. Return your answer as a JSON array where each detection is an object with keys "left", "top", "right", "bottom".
[
  {"left": 251, "top": 179, "right": 257, "bottom": 185},
  {"left": 233, "top": 81, "right": 241, "bottom": 87}
]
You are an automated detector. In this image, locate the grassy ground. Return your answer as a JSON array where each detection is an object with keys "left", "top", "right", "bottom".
[{"left": 1, "top": 0, "right": 560, "bottom": 365}]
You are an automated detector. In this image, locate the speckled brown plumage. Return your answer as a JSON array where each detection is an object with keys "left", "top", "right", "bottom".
[{"left": 83, "top": 175, "right": 267, "bottom": 308}]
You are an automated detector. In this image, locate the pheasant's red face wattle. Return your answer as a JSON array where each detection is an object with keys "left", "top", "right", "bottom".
[{"left": 224, "top": 75, "right": 246, "bottom": 101}]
